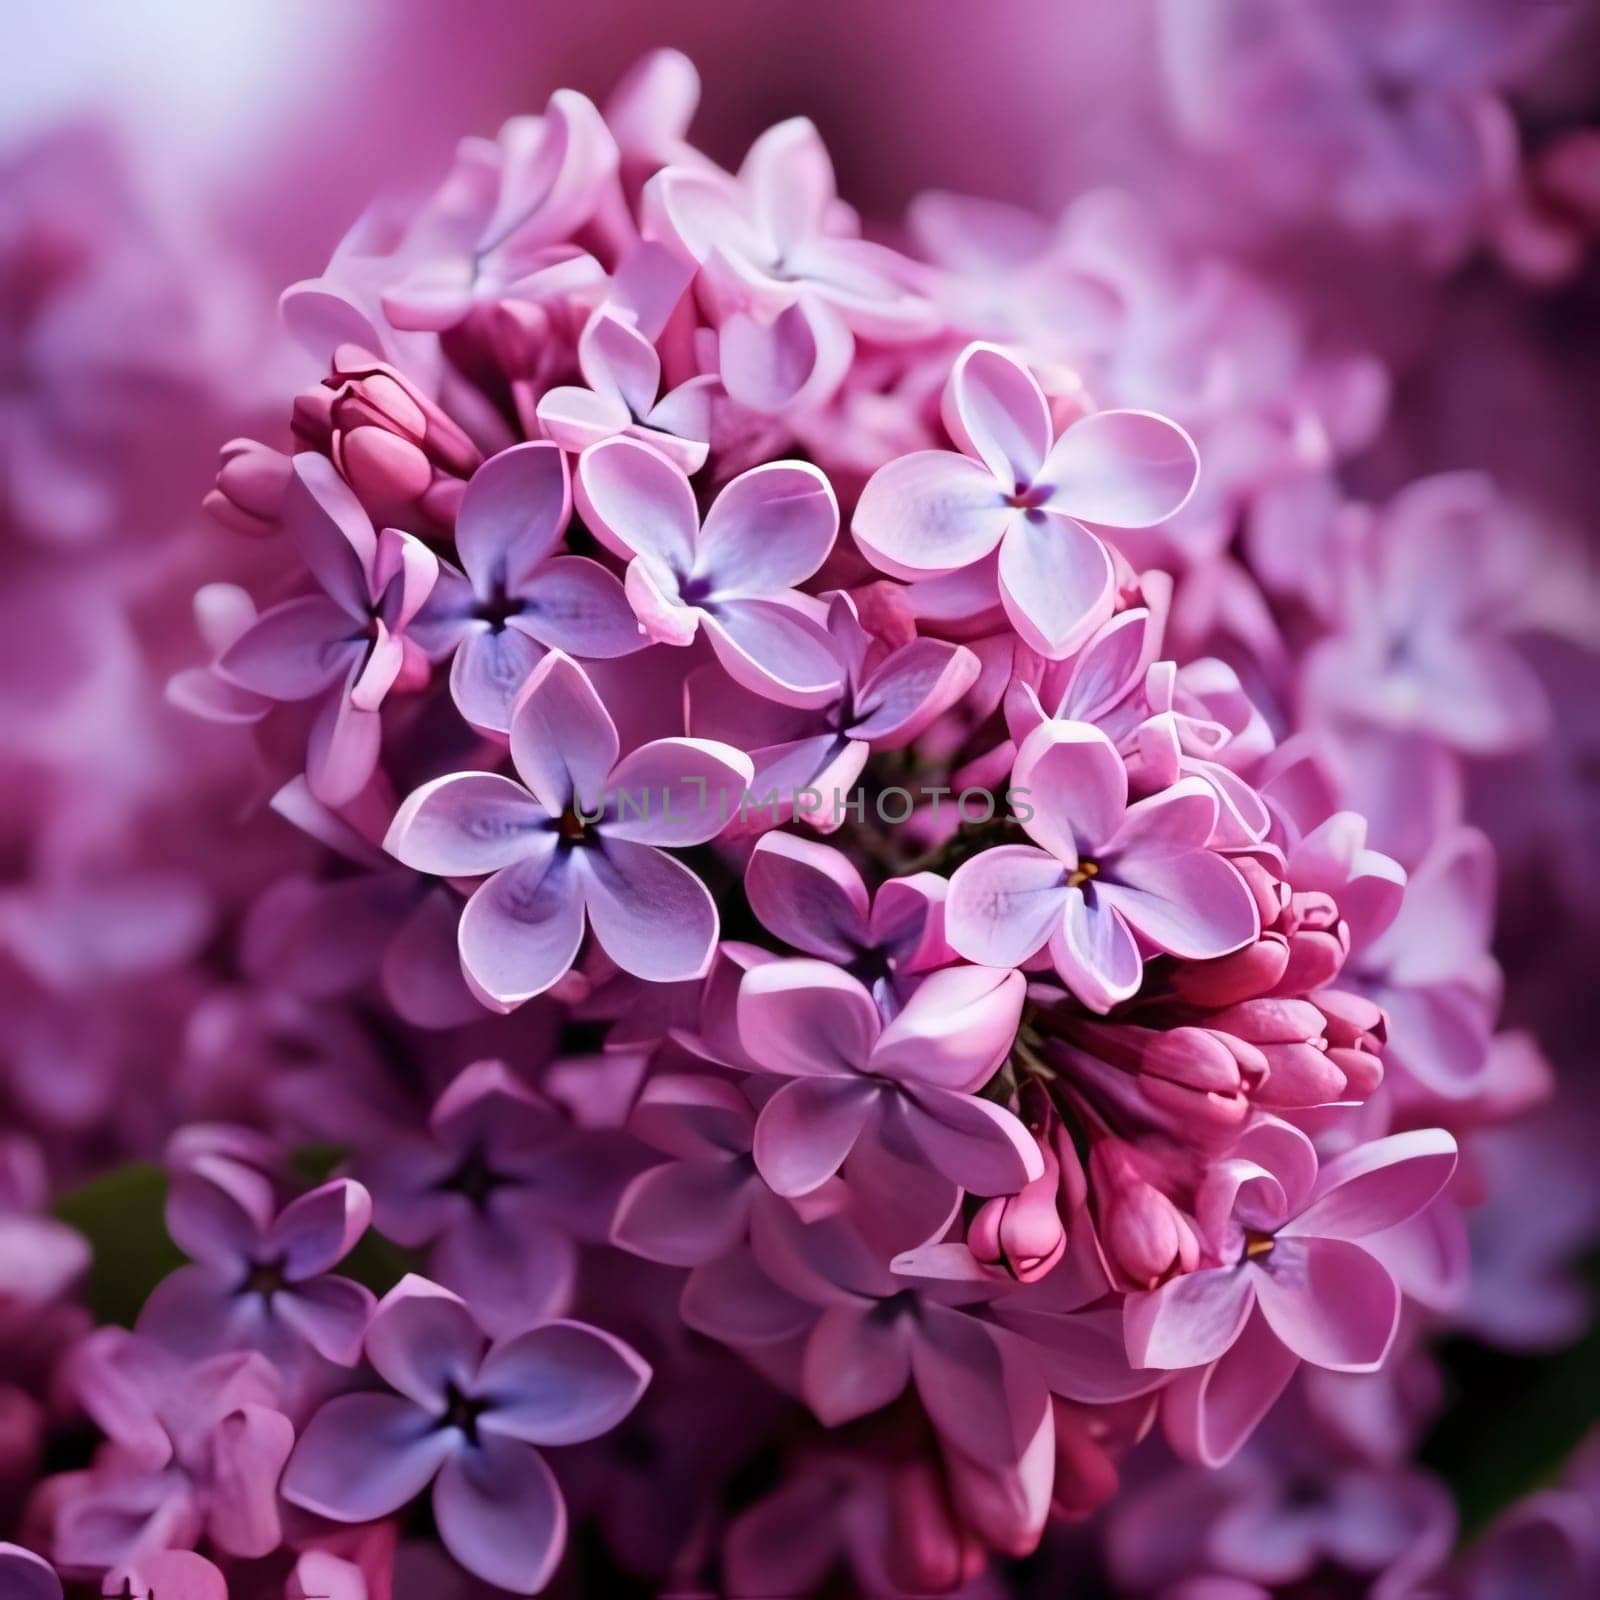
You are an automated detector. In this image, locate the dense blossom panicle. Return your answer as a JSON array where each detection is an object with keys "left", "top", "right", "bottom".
[{"left": 4, "top": 20, "right": 1598, "bottom": 1599}]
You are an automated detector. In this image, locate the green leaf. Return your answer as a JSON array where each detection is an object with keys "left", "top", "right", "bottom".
[{"left": 52, "top": 1162, "right": 184, "bottom": 1328}]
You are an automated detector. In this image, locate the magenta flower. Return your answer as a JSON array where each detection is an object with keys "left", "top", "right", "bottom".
[
  {"left": 1125, "top": 1120, "right": 1458, "bottom": 1466},
  {"left": 854, "top": 343, "right": 1199, "bottom": 658},
  {"left": 242, "top": 777, "right": 478, "bottom": 1030},
  {"left": 215, "top": 453, "right": 438, "bottom": 805},
  {"left": 537, "top": 306, "right": 715, "bottom": 472},
  {"left": 57, "top": 1331, "right": 294, "bottom": 1568},
  {"left": 351, "top": 1059, "right": 616, "bottom": 1335},
  {"left": 743, "top": 829, "right": 950, "bottom": 1007},
  {"left": 1004, "top": 603, "right": 1164, "bottom": 752},
  {"left": 282, "top": 1275, "right": 649, "bottom": 1595},
  {"left": 1301, "top": 474, "right": 1552, "bottom": 754},
  {"left": 136, "top": 1156, "right": 374, "bottom": 1369},
  {"left": 378, "top": 91, "right": 619, "bottom": 331},
  {"left": 385, "top": 650, "right": 751, "bottom": 1008},
  {"left": 687, "top": 590, "right": 980, "bottom": 827},
  {"left": 576, "top": 434, "right": 842, "bottom": 705},
  {"left": 611, "top": 1073, "right": 762, "bottom": 1266},
  {"left": 736, "top": 958, "right": 1038, "bottom": 1198},
  {"left": 409, "top": 440, "right": 642, "bottom": 734},
  {"left": 947, "top": 723, "right": 1260, "bottom": 1012},
  {"left": 644, "top": 116, "right": 935, "bottom": 410},
  {"left": 1346, "top": 825, "right": 1499, "bottom": 1101}
]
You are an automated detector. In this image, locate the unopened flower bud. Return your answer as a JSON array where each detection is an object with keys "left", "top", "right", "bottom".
[
  {"left": 1050, "top": 1399, "right": 1123, "bottom": 1520},
  {"left": 1170, "top": 933, "right": 1290, "bottom": 1007},
  {"left": 204, "top": 438, "right": 292, "bottom": 535},
  {"left": 1091, "top": 1139, "right": 1198, "bottom": 1291},
  {"left": 1138, "top": 1026, "right": 1254, "bottom": 1126},
  {"left": 1278, "top": 889, "right": 1350, "bottom": 992},
  {"left": 293, "top": 344, "right": 481, "bottom": 529},
  {"left": 1314, "top": 989, "right": 1386, "bottom": 1098},
  {"left": 969, "top": 1141, "right": 1067, "bottom": 1282},
  {"left": 887, "top": 1459, "right": 985, "bottom": 1595},
  {"left": 1211, "top": 998, "right": 1345, "bottom": 1107}
]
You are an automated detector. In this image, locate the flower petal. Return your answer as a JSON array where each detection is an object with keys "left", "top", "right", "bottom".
[
  {"left": 754, "top": 1076, "right": 878, "bottom": 1196},
  {"left": 458, "top": 852, "right": 585, "bottom": 1009},
  {"left": 997, "top": 512, "right": 1116, "bottom": 660},
  {"left": 603, "top": 737, "right": 753, "bottom": 845},
  {"left": 745, "top": 832, "right": 871, "bottom": 962},
  {"left": 853, "top": 450, "right": 1012, "bottom": 577},
  {"left": 364, "top": 1275, "right": 485, "bottom": 1409},
  {"left": 276, "top": 1276, "right": 375, "bottom": 1367},
  {"left": 385, "top": 773, "right": 550, "bottom": 877},
  {"left": 1050, "top": 891, "right": 1143, "bottom": 1012},
  {"left": 696, "top": 461, "right": 838, "bottom": 597},
  {"left": 449, "top": 626, "right": 547, "bottom": 735},
  {"left": 850, "top": 638, "right": 981, "bottom": 749},
  {"left": 612, "top": 1158, "right": 754, "bottom": 1266},
  {"left": 873, "top": 965, "right": 1026, "bottom": 1091},
  {"left": 507, "top": 650, "right": 620, "bottom": 814},
  {"left": 282, "top": 1391, "right": 453, "bottom": 1522},
  {"left": 575, "top": 434, "right": 699, "bottom": 568},
  {"left": 1253, "top": 1237, "right": 1401, "bottom": 1371},
  {"left": 701, "top": 598, "right": 845, "bottom": 708},
  {"left": 737, "top": 959, "right": 881, "bottom": 1077},
  {"left": 1124, "top": 1265, "right": 1256, "bottom": 1370},
  {"left": 433, "top": 1434, "right": 567, "bottom": 1596},
  {"left": 478, "top": 1320, "right": 650, "bottom": 1446},
  {"left": 913, "top": 1305, "right": 1049, "bottom": 1467},
  {"left": 269, "top": 1179, "right": 371, "bottom": 1281},
  {"left": 1039, "top": 409, "right": 1200, "bottom": 528},
  {"left": 943, "top": 342, "right": 1052, "bottom": 488},
  {"left": 515, "top": 556, "right": 644, "bottom": 659},
  {"left": 216, "top": 596, "right": 358, "bottom": 701},
  {"left": 896, "top": 1087, "right": 1042, "bottom": 1195},
  {"left": 1284, "top": 1129, "right": 1459, "bottom": 1242},
  {"left": 285, "top": 453, "right": 376, "bottom": 617},
  {"left": 945, "top": 845, "right": 1067, "bottom": 969},
  {"left": 1012, "top": 720, "right": 1127, "bottom": 861},
  {"left": 1162, "top": 1305, "right": 1300, "bottom": 1467},
  {"left": 802, "top": 1302, "right": 911, "bottom": 1425},
  {"left": 577, "top": 838, "right": 718, "bottom": 982}
]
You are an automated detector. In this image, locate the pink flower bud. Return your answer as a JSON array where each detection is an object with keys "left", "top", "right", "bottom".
[
  {"left": 1315, "top": 989, "right": 1387, "bottom": 1098},
  {"left": 969, "top": 1140, "right": 1067, "bottom": 1282},
  {"left": 1138, "top": 1026, "right": 1254, "bottom": 1127},
  {"left": 1208, "top": 998, "right": 1345, "bottom": 1109},
  {"left": 1091, "top": 1139, "right": 1199, "bottom": 1291},
  {"left": 1050, "top": 1399, "right": 1124, "bottom": 1520},
  {"left": 886, "top": 1460, "right": 985, "bottom": 1596},
  {"left": 1170, "top": 933, "right": 1290, "bottom": 1007},
  {"left": 293, "top": 345, "right": 481, "bottom": 529},
  {"left": 1235, "top": 853, "right": 1291, "bottom": 927},
  {"left": 1278, "top": 889, "right": 1350, "bottom": 992},
  {"left": 203, "top": 438, "right": 292, "bottom": 536}
]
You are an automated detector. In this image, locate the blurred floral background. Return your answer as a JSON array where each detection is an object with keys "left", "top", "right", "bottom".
[{"left": 3, "top": 2, "right": 1599, "bottom": 1596}]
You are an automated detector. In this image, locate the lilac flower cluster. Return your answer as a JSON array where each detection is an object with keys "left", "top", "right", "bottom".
[{"left": 2, "top": 26, "right": 1598, "bottom": 1600}]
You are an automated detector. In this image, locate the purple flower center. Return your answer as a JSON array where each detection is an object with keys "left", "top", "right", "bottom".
[
  {"left": 1067, "top": 859, "right": 1101, "bottom": 890},
  {"left": 1244, "top": 1230, "right": 1275, "bottom": 1261},
  {"left": 241, "top": 1254, "right": 289, "bottom": 1300},
  {"left": 438, "top": 1147, "right": 513, "bottom": 1210},
  {"left": 1006, "top": 482, "right": 1050, "bottom": 510},
  {"left": 439, "top": 1381, "right": 490, "bottom": 1444},
  {"left": 477, "top": 581, "right": 524, "bottom": 634}
]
